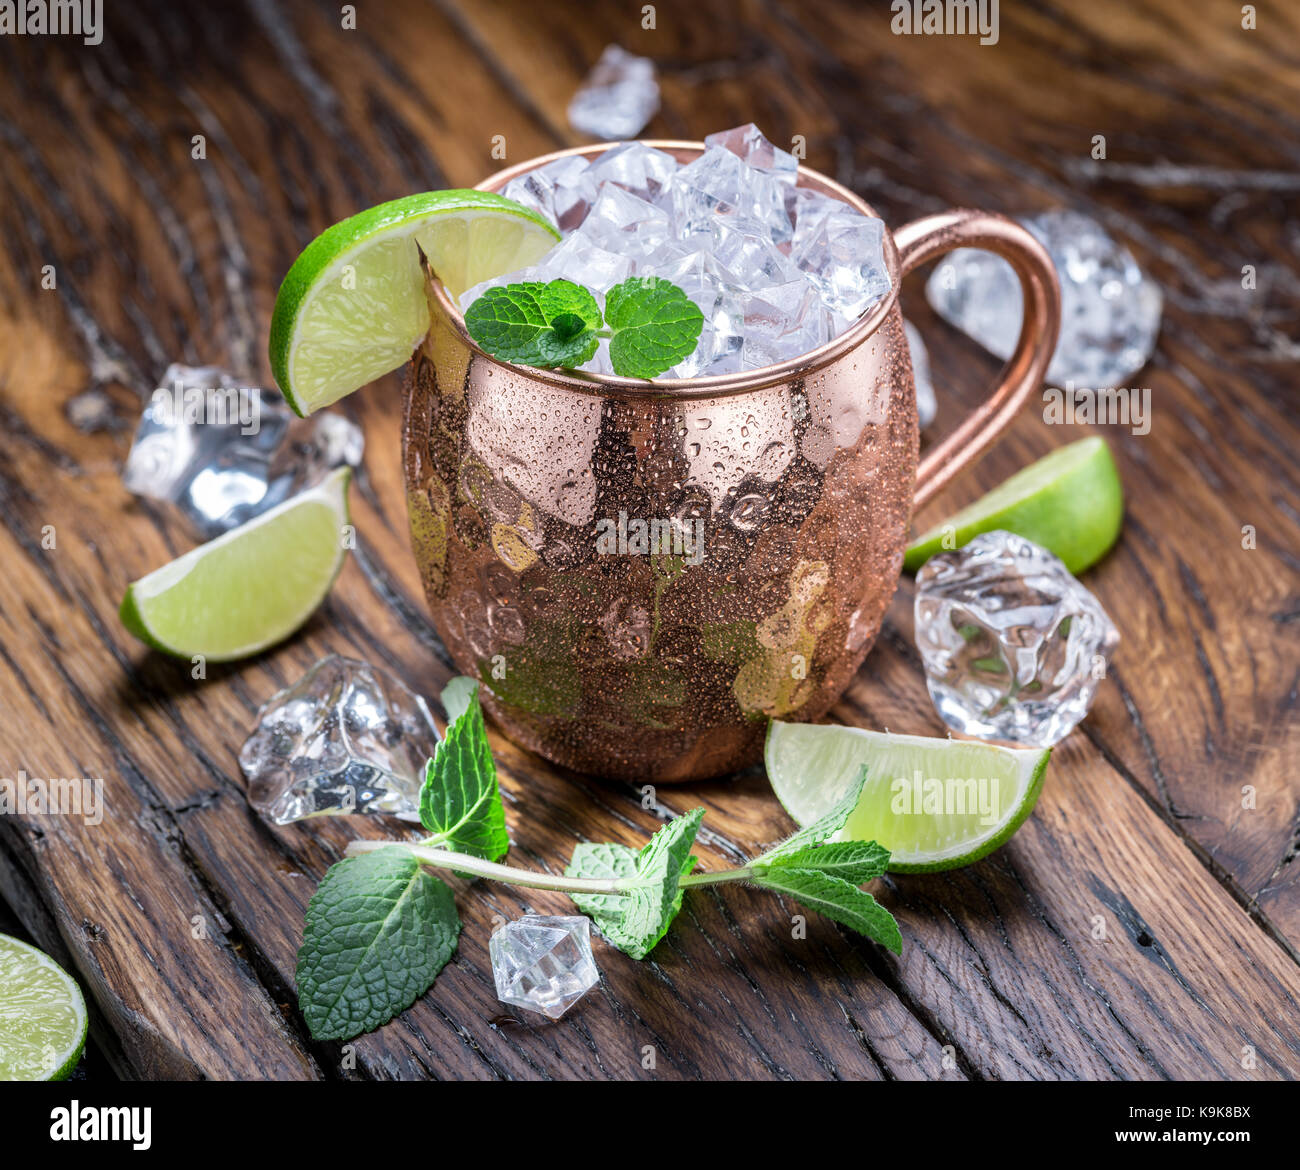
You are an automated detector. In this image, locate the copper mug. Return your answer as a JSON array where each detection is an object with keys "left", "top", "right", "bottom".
[{"left": 403, "top": 143, "right": 1060, "bottom": 781}]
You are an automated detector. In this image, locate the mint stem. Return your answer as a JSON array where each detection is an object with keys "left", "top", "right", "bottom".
[
  {"left": 680, "top": 867, "right": 754, "bottom": 888},
  {"left": 346, "top": 840, "right": 752, "bottom": 896},
  {"left": 347, "top": 840, "right": 626, "bottom": 893}
]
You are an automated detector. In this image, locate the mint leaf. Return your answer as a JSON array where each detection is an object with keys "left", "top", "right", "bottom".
[
  {"left": 752, "top": 866, "right": 902, "bottom": 954},
  {"left": 565, "top": 809, "right": 704, "bottom": 959},
  {"left": 755, "top": 840, "right": 890, "bottom": 885},
  {"left": 566, "top": 841, "right": 638, "bottom": 919},
  {"left": 754, "top": 764, "right": 870, "bottom": 865},
  {"left": 419, "top": 684, "right": 509, "bottom": 862},
  {"left": 463, "top": 279, "right": 600, "bottom": 369},
  {"left": 567, "top": 840, "right": 697, "bottom": 921},
  {"left": 440, "top": 675, "right": 478, "bottom": 725},
  {"left": 296, "top": 849, "right": 460, "bottom": 1040},
  {"left": 603, "top": 277, "right": 704, "bottom": 378}
]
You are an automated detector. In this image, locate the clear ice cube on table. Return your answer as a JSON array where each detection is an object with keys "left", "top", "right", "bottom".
[
  {"left": 577, "top": 184, "right": 673, "bottom": 260},
  {"left": 585, "top": 141, "right": 679, "bottom": 205},
  {"left": 239, "top": 655, "right": 440, "bottom": 825},
  {"left": 903, "top": 318, "right": 938, "bottom": 429},
  {"left": 914, "top": 531, "right": 1120, "bottom": 747},
  {"left": 490, "top": 915, "right": 599, "bottom": 1020},
  {"left": 500, "top": 155, "right": 598, "bottom": 233},
  {"left": 122, "top": 363, "right": 363, "bottom": 540},
  {"left": 567, "top": 45, "right": 660, "bottom": 141},
  {"left": 793, "top": 207, "right": 891, "bottom": 320},
  {"left": 924, "top": 209, "right": 1162, "bottom": 387},
  {"left": 704, "top": 123, "right": 800, "bottom": 183},
  {"left": 667, "top": 146, "right": 793, "bottom": 246}
]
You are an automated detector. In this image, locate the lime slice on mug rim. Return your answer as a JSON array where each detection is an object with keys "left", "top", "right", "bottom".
[{"left": 269, "top": 190, "right": 560, "bottom": 416}]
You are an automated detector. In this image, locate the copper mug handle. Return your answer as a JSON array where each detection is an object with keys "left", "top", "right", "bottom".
[{"left": 894, "top": 209, "right": 1062, "bottom": 511}]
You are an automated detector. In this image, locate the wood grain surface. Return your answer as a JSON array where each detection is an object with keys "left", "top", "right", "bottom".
[{"left": 0, "top": 0, "right": 1296, "bottom": 1080}]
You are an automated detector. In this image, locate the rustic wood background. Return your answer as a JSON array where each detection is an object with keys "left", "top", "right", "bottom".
[{"left": 0, "top": 0, "right": 1297, "bottom": 1080}]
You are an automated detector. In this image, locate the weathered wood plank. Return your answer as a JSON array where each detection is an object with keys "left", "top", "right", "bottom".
[{"left": 0, "top": 0, "right": 1295, "bottom": 1081}]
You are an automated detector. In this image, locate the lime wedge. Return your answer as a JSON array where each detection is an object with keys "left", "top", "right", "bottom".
[
  {"left": 0, "top": 934, "right": 88, "bottom": 1081},
  {"left": 765, "top": 720, "right": 1050, "bottom": 872},
  {"left": 904, "top": 436, "right": 1123, "bottom": 574},
  {"left": 120, "top": 467, "right": 351, "bottom": 661},
  {"left": 269, "top": 190, "right": 560, "bottom": 415}
]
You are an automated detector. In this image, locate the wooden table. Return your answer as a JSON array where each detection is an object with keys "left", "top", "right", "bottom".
[{"left": 1, "top": 0, "right": 1296, "bottom": 1081}]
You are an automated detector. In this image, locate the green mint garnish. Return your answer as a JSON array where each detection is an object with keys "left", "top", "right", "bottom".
[
  {"left": 753, "top": 840, "right": 890, "bottom": 885},
  {"left": 603, "top": 276, "right": 704, "bottom": 378},
  {"left": 296, "top": 684, "right": 901, "bottom": 1041},
  {"left": 418, "top": 682, "right": 509, "bottom": 863},
  {"left": 566, "top": 810, "right": 703, "bottom": 959},
  {"left": 296, "top": 847, "right": 460, "bottom": 1040},
  {"left": 464, "top": 276, "right": 703, "bottom": 379},
  {"left": 463, "top": 279, "right": 601, "bottom": 370},
  {"left": 748, "top": 865, "right": 902, "bottom": 954}
]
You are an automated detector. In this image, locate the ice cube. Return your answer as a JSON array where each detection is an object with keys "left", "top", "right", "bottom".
[
  {"left": 788, "top": 185, "right": 843, "bottom": 239},
  {"left": 578, "top": 185, "right": 673, "bottom": 260},
  {"left": 122, "top": 363, "right": 363, "bottom": 540},
  {"left": 533, "top": 231, "right": 635, "bottom": 293},
  {"left": 490, "top": 915, "right": 599, "bottom": 1020},
  {"left": 914, "top": 531, "right": 1119, "bottom": 747},
  {"left": 586, "top": 141, "right": 679, "bottom": 204},
  {"left": 500, "top": 155, "right": 598, "bottom": 233},
  {"left": 707, "top": 215, "right": 804, "bottom": 289},
  {"left": 667, "top": 146, "right": 792, "bottom": 246},
  {"left": 740, "top": 279, "right": 827, "bottom": 370},
  {"left": 640, "top": 247, "right": 745, "bottom": 377},
  {"left": 903, "top": 318, "right": 938, "bottom": 429},
  {"left": 924, "top": 209, "right": 1162, "bottom": 387},
  {"left": 239, "top": 655, "right": 440, "bottom": 824},
  {"left": 793, "top": 206, "right": 891, "bottom": 320},
  {"left": 704, "top": 123, "right": 799, "bottom": 184},
  {"left": 567, "top": 45, "right": 660, "bottom": 141}
]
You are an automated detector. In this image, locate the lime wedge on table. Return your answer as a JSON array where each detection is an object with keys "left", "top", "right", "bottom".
[
  {"left": 904, "top": 436, "right": 1123, "bottom": 574},
  {"left": 120, "top": 467, "right": 351, "bottom": 661},
  {"left": 269, "top": 190, "right": 560, "bottom": 415},
  {"left": 765, "top": 720, "right": 1051, "bottom": 872},
  {"left": 0, "top": 934, "right": 88, "bottom": 1080}
]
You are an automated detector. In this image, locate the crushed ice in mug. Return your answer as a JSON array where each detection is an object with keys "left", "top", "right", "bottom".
[{"left": 462, "top": 125, "right": 894, "bottom": 379}]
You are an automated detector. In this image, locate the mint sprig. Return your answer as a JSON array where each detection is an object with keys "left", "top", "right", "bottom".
[
  {"left": 296, "top": 679, "right": 901, "bottom": 1041},
  {"left": 464, "top": 276, "right": 703, "bottom": 379}
]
